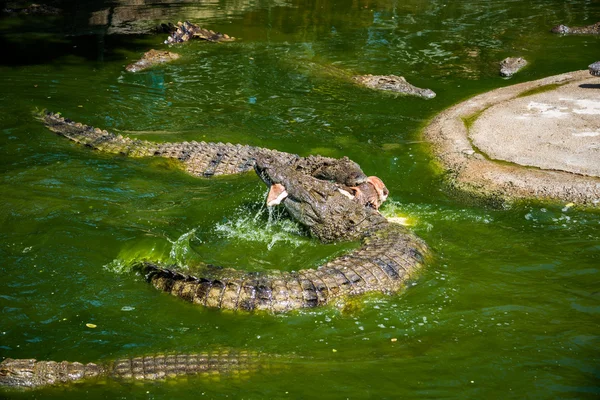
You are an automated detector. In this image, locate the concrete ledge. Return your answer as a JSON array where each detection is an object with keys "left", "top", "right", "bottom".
[{"left": 423, "top": 70, "right": 600, "bottom": 206}]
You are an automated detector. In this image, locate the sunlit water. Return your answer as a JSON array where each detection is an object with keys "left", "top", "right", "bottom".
[{"left": 0, "top": 0, "right": 599, "bottom": 399}]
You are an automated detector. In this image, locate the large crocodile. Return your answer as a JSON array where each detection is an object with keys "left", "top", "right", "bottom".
[
  {"left": 550, "top": 22, "right": 600, "bottom": 35},
  {"left": 40, "top": 111, "right": 429, "bottom": 313},
  {"left": 0, "top": 349, "right": 282, "bottom": 389}
]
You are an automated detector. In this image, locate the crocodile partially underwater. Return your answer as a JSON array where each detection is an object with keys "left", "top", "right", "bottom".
[
  {"left": 125, "top": 49, "right": 181, "bottom": 73},
  {"left": 353, "top": 74, "right": 436, "bottom": 99},
  {"left": 124, "top": 21, "right": 234, "bottom": 72},
  {"left": 40, "top": 111, "right": 428, "bottom": 313},
  {"left": 499, "top": 57, "right": 528, "bottom": 77},
  {"left": 551, "top": 21, "right": 600, "bottom": 35},
  {"left": 0, "top": 349, "right": 283, "bottom": 389},
  {"left": 589, "top": 61, "right": 600, "bottom": 77},
  {"left": 125, "top": 22, "right": 436, "bottom": 99}
]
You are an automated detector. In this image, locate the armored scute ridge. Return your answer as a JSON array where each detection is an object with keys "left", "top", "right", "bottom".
[
  {"left": 40, "top": 111, "right": 370, "bottom": 184},
  {"left": 165, "top": 21, "right": 235, "bottom": 44},
  {"left": 0, "top": 350, "right": 277, "bottom": 389},
  {"left": 141, "top": 223, "right": 427, "bottom": 313},
  {"left": 40, "top": 111, "right": 293, "bottom": 178}
]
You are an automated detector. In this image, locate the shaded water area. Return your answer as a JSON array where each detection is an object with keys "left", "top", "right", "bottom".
[{"left": 1, "top": 0, "right": 599, "bottom": 398}]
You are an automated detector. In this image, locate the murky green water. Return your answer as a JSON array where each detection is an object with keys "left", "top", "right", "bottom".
[{"left": 1, "top": 0, "right": 599, "bottom": 398}]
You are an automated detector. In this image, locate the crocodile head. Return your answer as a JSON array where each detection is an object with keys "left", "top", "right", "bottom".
[
  {"left": 255, "top": 156, "right": 389, "bottom": 243},
  {"left": 551, "top": 24, "right": 570, "bottom": 34},
  {"left": 353, "top": 74, "right": 436, "bottom": 99},
  {"left": 499, "top": 57, "right": 528, "bottom": 77},
  {"left": 0, "top": 359, "right": 38, "bottom": 388}
]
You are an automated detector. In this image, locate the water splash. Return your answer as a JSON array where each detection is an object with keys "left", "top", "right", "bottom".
[
  {"left": 214, "top": 204, "right": 309, "bottom": 251},
  {"left": 167, "top": 228, "right": 198, "bottom": 266},
  {"left": 103, "top": 229, "right": 199, "bottom": 274}
]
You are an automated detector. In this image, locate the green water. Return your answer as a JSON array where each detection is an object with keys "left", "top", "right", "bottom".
[{"left": 1, "top": 0, "right": 599, "bottom": 398}]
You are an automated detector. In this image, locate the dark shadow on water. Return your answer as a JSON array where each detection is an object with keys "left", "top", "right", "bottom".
[
  {"left": 0, "top": 0, "right": 161, "bottom": 66},
  {"left": 579, "top": 83, "right": 600, "bottom": 89}
]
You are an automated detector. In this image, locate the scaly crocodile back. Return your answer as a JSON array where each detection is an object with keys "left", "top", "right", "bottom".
[
  {"left": 0, "top": 349, "right": 280, "bottom": 388},
  {"left": 39, "top": 110, "right": 295, "bottom": 177},
  {"left": 141, "top": 223, "right": 428, "bottom": 313}
]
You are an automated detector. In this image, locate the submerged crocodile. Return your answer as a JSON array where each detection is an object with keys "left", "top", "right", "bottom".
[
  {"left": 499, "top": 57, "right": 527, "bottom": 77},
  {"left": 551, "top": 22, "right": 600, "bottom": 35},
  {"left": 126, "top": 49, "right": 181, "bottom": 72},
  {"left": 40, "top": 111, "right": 429, "bottom": 313},
  {"left": 590, "top": 61, "right": 600, "bottom": 77},
  {"left": 0, "top": 349, "right": 282, "bottom": 389},
  {"left": 353, "top": 74, "right": 436, "bottom": 99}
]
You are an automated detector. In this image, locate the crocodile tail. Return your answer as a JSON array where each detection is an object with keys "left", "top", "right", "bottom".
[
  {"left": 1, "top": 350, "right": 287, "bottom": 388},
  {"left": 138, "top": 224, "right": 428, "bottom": 313},
  {"left": 108, "top": 350, "right": 277, "bottom": 381},
  {"left": 39, "top": 110, "right": 159, "bottom": 157},
  {"left": 38, "top": 110, "right": 294, "bottom": 177},
  {"left": 0, "top": 358, "right": 105, "bottom": 388},
  {"left": 139, "top": 262, "right": 323, "bottom": 313}
]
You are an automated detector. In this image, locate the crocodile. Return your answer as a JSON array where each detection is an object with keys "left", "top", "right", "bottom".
[
  {"left": 550, "top": 22, "right": 600, "bottom": 35},
  {"left": 0, "top": 349, "right": 282, "bottom": 389},
  {"left": 40, "top": 111, "right": 428, "bottom": 313},
  {"left": 2, "top": 3, "right": 61, "bottom": 15},
  {"left": 353, "top": 74, "right": 436, "bottom": 99},
  {"left": 40, "top": 111, "right": 368, "bottom": 184},
  {"left": 165, "top": 21, "right": 235, "bottom": 44},
  {"left": 589, "top": 61, "right": 600, "bottom": 77},
  {"left": 125, "top": 21, "right": 234, "bottom": 72},
  {"left": 499, "top": 57, "right": 528, "bottom": 77},
  {"left": 125, "top": 49, "right": 181, "bottom": 72},
  {"left": 140, "top": 154, "right": 427, "bottom": 313}
]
